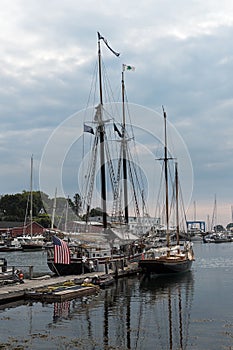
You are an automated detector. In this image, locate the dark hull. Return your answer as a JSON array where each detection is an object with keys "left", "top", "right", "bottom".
[
  {"left": 48, "top": 260, "right": 85, "bottom": 275},
  {"left": 21, "top": 244, "right": 44, "bottom": 252},
  {"left": 48, "top": 253, "right": 142, "bottom": 276},
  {"left": 0, "top": 246, "right": 22, "bottom": 252},
  {"left": 139, "top": 258, "right": 193, "bottom": 275},
  {"left": 214, "top": 238, "right": 232, "bottom": 243}
]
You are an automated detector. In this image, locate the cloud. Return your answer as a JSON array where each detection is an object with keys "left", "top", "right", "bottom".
[{"left": 0, "top": 0, "right": 233, "bottom": 225}]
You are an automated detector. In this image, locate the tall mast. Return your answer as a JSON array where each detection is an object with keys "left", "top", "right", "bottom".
[
  {"left": 65, "top": 196, "right": 69, "bottom": 233},
  {"left": 51, "top": 187, "right": 57, "bottom": 230},
  {"left": 121, "top": 68, "right": 129, "bottom": 224},
  {"left": 97, "top": 33, "right": 107, "bottom": 229},
  {"left": 175, "top": 162, "right": 180, "bottom": 248},
  {"left": 162, "top": 106, "right": 170, "bottom": 249},
  {"left": 30, "top": 155, "right": 33, "bottom": 239}
]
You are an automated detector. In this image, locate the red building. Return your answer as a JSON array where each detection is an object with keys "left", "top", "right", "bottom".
[{"left": 0, "top": 221, "right": 45, "bottom": 238}]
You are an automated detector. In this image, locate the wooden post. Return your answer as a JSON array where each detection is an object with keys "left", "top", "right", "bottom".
[
  {"left": 105, "top": 262, "right": 108, "bottom": 274},
  {"left": 29, "top": 266, "right": 33, "bottom": 279},
  {"left": 115, "top": 261, "right": 118, "bottom": 277},
  {"left": 121, "top": 259, "right": 124, "bottom": 271}
]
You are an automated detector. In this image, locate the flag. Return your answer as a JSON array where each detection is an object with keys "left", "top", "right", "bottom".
[
  {"left": 53, "top": 236, "right": 70, "bottom": 264},
  {"left": 84, "top": 124, "right": 94, "bottom": 135},
  {"left": 54, "top": 301, "right": 70, "bottom": 320},
  {"left": 97, "top": 32, "right": 120, "bottom": 57},
  {"left": 123, "top": 64, "right": 135, "bottom": 72},
  {"left": 113, "top": 123, "right": 122, "bottom": 138}
]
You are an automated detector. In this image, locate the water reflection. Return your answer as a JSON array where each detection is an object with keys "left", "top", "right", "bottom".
[
  {"left": 48, "top": 272, "right": 194, "bottom": 349},
  {"left": 0, "top": 273, "right": 194, "bottom": 349},
  {"left": 139, "top": 272, "right": 194, "bottom": 350}
]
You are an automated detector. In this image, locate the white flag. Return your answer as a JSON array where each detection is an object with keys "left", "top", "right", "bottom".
[{"left": 123, "top": 64, "right": 135, "bottom": 72}]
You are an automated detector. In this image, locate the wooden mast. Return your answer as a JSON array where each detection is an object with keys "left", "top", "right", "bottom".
[
  {"left": 121, "top": 68, "right": 129, "bottom": 225},
  {"left": 162, "top": 106, "right": 170, "bottom": 251},
  {"left": 30, "top": 155, "right": 33, "bottom": 239},
  {"left": 51, "top": 187, "right": 57, "bottom": 230},
  {"left": 97, "top": 33, "right": 107, "bottom": 229},
  {"left": 175, "top": 162, "right": 180, "bottom": 250}
]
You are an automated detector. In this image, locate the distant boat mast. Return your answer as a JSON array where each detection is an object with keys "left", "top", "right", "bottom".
[{"left": 30, "top": 155, "right": 33, "bottom": 238}]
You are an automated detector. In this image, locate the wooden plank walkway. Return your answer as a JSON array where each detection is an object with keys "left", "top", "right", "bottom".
[
  {"left": 0, "top": 272, "right": 102, "bottom": 304},
  {"left": 0, "top": 263, "right": 141, "bottom": 304}
]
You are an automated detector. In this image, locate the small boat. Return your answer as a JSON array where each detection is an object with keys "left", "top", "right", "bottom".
[
  {"left": 139, "top": 108, "right": 195, "bottom": 275},
  {"left": 25, "top": 283, "right": 99, "bottom": 302},
  {"left": 20, "top": 235, "right": 44, "bottom": 251},
  {"left": 202, "top": 233, "right": 216, "bottom": 243},
  {"left": 214, "top": 233, "right": 232, "bottom": 243},
  {"left": 203, "top": 232, "right": 232, "bottom": 243},
  {"left": 0, "top": 242, "right": 22, "bottom": 252},
  {"left": 81, "top": 274, "right": 115, "bottom": 288}
]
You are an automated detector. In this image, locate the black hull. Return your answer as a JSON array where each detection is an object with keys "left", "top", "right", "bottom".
[
  {"left": 21, "top": 244, "right": 44, "bottom": 252},
  {"left": 0, "top": 246, "right": 22, "bottom": 252},
  {"left": 47, "top": 253, "right": 142, "bottom": 276},
  {"left": 139, "top": 258, "right": 193, "bottom": 275},
  {"left": 48, "top": 261, "right": 87, "bottom": 275}
]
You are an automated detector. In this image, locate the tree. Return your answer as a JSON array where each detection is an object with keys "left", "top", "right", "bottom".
[
  {"left": 226, "top": 223, "right": 233, "bottom": 231},
  {"left": 214, "top": 224, "right": 225, "bottom": 232},
  {"left": 68, "top": 193, "right": 82, "bottom": 217},
  {"left": 90, "top": 207, "right": 104, "bottom": 217},
  {"left": 34, "top": 214, "right": 51, "bottom": 228},
  {"left": 0, "top": 191, "right": 45, "bottom": 221}
]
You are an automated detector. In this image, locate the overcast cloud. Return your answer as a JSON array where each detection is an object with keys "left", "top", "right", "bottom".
[{"left": 1, "top": 0, "right": 233, "bottom": 225}]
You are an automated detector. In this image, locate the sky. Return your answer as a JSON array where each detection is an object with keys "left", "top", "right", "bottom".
[{"left": 1, "top": 0, "right": 233, "bottom": 227}]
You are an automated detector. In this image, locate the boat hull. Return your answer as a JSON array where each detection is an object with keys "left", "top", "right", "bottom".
[
  {"left": 139, "top": 258, "right": 193, "bottom": 275},
  {"left": 48, "top": 253, "right": 142, "bottom": 276},
  {"left": 48, "top": 260, "right": 85, "bottom": 275},
  {"left": 21, "top": 244, "right": 44, "bottom": 252},
  {"left": 0, "top": 246, "right": 22, "bottom": 252}
]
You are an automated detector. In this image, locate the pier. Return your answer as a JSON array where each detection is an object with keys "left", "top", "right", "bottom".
[{"left": 0, "top": 262, "right": 141, "bottom": 304}]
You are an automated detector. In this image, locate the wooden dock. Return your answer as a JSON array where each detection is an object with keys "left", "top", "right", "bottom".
[
  {"left": 26, "top": 284, "right": 100, "bottom": 302},
  {"left": 0, "top": 263, "right": 141, "bottom": 304}
]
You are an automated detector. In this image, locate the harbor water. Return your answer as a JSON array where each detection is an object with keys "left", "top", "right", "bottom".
[{"left": 0, "top": 242, "right": 232, "bottom": 349}]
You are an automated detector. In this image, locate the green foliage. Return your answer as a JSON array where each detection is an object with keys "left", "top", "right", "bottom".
[
  {"left": 214, "top": 224, "right": 225, "bottom": 232},
  {"left": 68, "top": 193, "right": 82, "bottom": 216},
  {"left": 226, "top": 222, "right": 233, "bottom": 230},
  {"left": 90, "top": 207, "right": 104, "bottom": 217},
  {"left": 82, "top": 207, "right": 106, "bottom": 221},
  {"left": 34, "top": 214, "right": 51, "bottom": 228},
  {"left": 0, "top": 191, "right": 44, "bottom": 221},
  {"left": 0, "top": 191, "right": 98, "bottom": 227}
]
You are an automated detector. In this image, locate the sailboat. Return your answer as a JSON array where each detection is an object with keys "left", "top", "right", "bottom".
[
  {"left": 21, "top": 156, "right": 44, "bottom": 251},
  {"left": 47, "top": 33, "right": 144, "bottom": 276},
  {"left": 139, "top": 108, "right": 195, "bottom": 275},
  {"left": 203, "top": 195, "right": 232, "bottom": 243}
]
